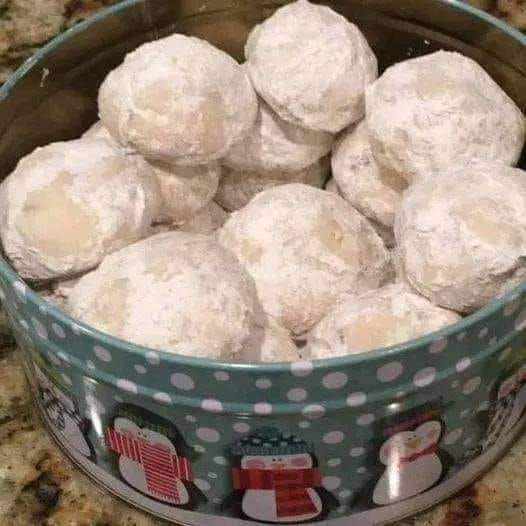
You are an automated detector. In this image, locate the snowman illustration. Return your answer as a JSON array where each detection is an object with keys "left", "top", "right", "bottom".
[
  {"left": 34, "top": 364, "right": 95, "bottom": 460},
  {"left": 354, "top": 399, "right": 454, "bottom": 509},
  {"left": 222, "top": 427, "right": 339, "bottom": 523},
  {"left": 104, "top": 403, "right": 206, "bottom": 509},
  {"left": 479, "top": 361, "right": 526, "bottom": 452}
]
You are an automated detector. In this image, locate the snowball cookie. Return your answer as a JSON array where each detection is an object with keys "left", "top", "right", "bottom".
[
  {"left": 325, "top": 178, "right": 341, "bottom": 195},
  {"left": 218, "top": 183, "right": 390, "bottom": 334},
  {"left": 178, "top": 202, "right": 229, "bottom": 234},
  {"left": 366, "top": 51, "right": 526, "bottom": 182},
  {"left": 0, "top": 139, "right": 160, "bottom": 280},
  {"left": 67, "top": 232, "right": 264, "bottom": 360},
  {"left": 396, "top": 163, "right": 526, "bottom": 313},
  {"left": 224, "top": 98, "right": 333, "bottom": 172},
  {"left": 332, "top": 121, "right": 406, "bottom": 231},
  {"left": 98, "top": 34, "right": 258, "bottom": 165},
  {"left": 215, "top": 158, "right": 328, "bottom": 212},
  {"left": 245, "top": 0, "right": 377, "bottom": 132},
  {"left": 243, "top": 316, "right": 301, "bottom": 362},
  {"left": 41, "top": 277, "right": 82, "bottom": 309},
  {"left": 307, "top": 283, "right": 461, "bottom": 358},
  {"left": 151, "top": 161, "right": 220, "bottom": 225}
]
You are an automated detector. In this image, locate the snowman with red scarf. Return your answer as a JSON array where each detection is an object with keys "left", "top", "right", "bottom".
[{"left": 222, "top": 427, "right": 338, "bottom": 523}]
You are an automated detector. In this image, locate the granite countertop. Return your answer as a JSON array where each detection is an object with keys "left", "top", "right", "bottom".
[{"left": 1, "top": 1, "right": 526, "bottom": 525}]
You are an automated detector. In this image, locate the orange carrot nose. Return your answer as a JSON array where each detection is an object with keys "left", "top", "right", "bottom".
[{"left": 274, "top": 462, "right": 286, "bottom": 470}]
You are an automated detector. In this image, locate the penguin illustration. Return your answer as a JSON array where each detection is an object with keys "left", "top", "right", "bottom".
[
  {"left": 104, "top": 403, "right": 206, "bottom": 510},
  {"left": 222, "top": 427, "right": 339, "bottom": 523},
  {"left": 34, "top": 364, "right": 95, "bottom": 461},
  {"left": 478, "top": 361, "right": 526, "bottom": 452},
  {"left": 354, "top": 398, "right": 454, "bottom": 509}
]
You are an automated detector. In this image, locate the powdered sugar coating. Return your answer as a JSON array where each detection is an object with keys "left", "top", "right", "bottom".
[
  {"left": 325, "top": 178, "right": 341, "bottom": 195},
  {"left": 332, "top": 121, "right": 406, "bottom": 229},
  {"left": 215, "top": 158, "right": 329, "bottom": 212},
  {"left": 82, "top": 120, "right": 114, "bottom": 142},
  {"left": 224, "top": 98, "right": 333, "bottom": 172},
  {"left": 178, "top": 202, "right": 229, "bottom": 234},
  {"left": 245, "top": 0, "right": 377, "bottom": 132},
  {"left": 218, "top": 184, "right": 390, "bottom": 335},
  {"left": 67, "top": 232, "right": 264, "bottom": 359},
  {"left": 0, "top": 139, "right": 160, "bottom": 280},
  {"left": 151, "top": 161, "right": 220, "bottom": 225},
  {"left": 307, "top": 283, "right": 461, "bottom": 358},
  {"left": 243, "top": 316, "right": 301, "bottom": 362},
  {"left": 366, "top": 51, "right": 526, "bottom": 182},
  {"left": 99, "top": 34, "right": 258, "bottom": 165},
  {"left": 396, "top": 163, "right": 526, "bottom": 313}
]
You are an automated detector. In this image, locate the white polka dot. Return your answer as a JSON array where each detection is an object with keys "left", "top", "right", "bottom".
[
  {"left": 429, "top": 337, "right": 448, "bottom": 353},
  {"left": 413, "top": 367, "right": 436, "bottom": 387},
  {"left": 171, "top": 373, "right": 195, "bottom": 391},
  {"left": 71, "top": 323, "right": 82, "bottom": 335},
  {"left": 208, "top": 472, "right": 218, "bottom": 479},
  {"left": 197, "top": 427, "right": 221, "bottom": 443},
  {"left": 339, "top": 489, "right": 352, "bottom": 499},
  {"left": 302, "top": 404, "right": 325, "bottom": 420},
  {"left": 290, "top": 360, "right": 313, "bottom": 377},
  {"left": 51, "top": 323, "right": 66, "bottom": 339},
  {"left": 456, "top": 332, "right": 467, "bottom": 341},
  {"left": 39, "top": 302, "right": 48, "bottom": 315},
  {"left": 323, "top": 431, "right": 344, "bottom": 444},
  {"left": 117, "top": 379, "right": 137, "bottom": 394},
  {"left": 134, "top": 364, "right": 147, "bottom": 374},
  {"left": 460, "top": 409, "right": 471, "bottom": 419},
  {"left": 31, "top": 317, "right": 47, "bottom": 340},
  {"left": 194, "top": 479, "right": 211, "bottom": 491},
  {"left": 478, "top": 327, "right": 489, "bottom": 339},
  {"left": 489, "top": 336, "right": 498, "bottom": 347},
  {"left": 456, "top": 358, "right": 471, "bottom": 372},
  {"left": 356, "top": 467, "right": 367, "bottom": 474},
  {"left": 349, "top": 447, "right": 365, "bottom": 457},
  {"left": 287, "top": 388, "right": 307, "bottom": 401},
  {"left": 93, "top": 345, "right": 112, "bottom": 362},
  {"left": 153, "top": 392, "right": 171, "bottom": 404},
  {"left": 346, "top": 392, "right": 367, "bottom": 407},
  {"left": 186, "top": 415, "right": 197, "bottom": 423},
  {"left": 19, "top": 319, "right": 29, "bottom": 331},
  {"left": 254, "top": 402, "right": 272, "bottom": 415},
  {"left": 86, "top": 360, "right": 95, "bottom": 370},
  {"left": 233, "top": 422, "right": 250, "bottom": 433},
  {"left": 114, "top": 395, "right": 124, "bottom": 403},
  {"left": 145, "top": 351, "right": 160, "bottom": 365},
  {"left": 504, "top": 296, "right": 521, "bottom": 316},
  {"left": 322, "top": 372, "right": 348, "bottom": 390},
  {"left": 194, "top": 445, "right": 206, "bottom": 453},
  {"left": 202, "top": 399, "right": 223, "bottom": 413},
  {"left": 255, "top": 378, "right": 272, "bottom": 389},
  {"left": 357, "top": 413, "right": 375, "bottom": 426},
  {"left": 61, "top": 373, "right": 72, "bottom": 386},
  {"left": 499, "top": 347, "right": 512, "bottom": 362},
  {"left": 322, "top": 476, "right": 341, "bottom": 490},
  {"left": 214, "top": 371, "right": 229, "bottom": 381},
  {"left": 213, "top": 456, "right": 228, "bottom": 466},
  {"left": 377, "top": 361, "right": 403, "bottom": 383},
  {"left": 327, "top": 458, "right": 341, "bottom": 467},
  {"left": 463, "top": 377, "right": 481, "bottom": 395},
  {"left": 13, "top": 281, "right": 27, "bottom": 303},
  {"left": 444, "top": 428, "right": 463, "bottom": 445},
  {"left": 298, "top": 421, "right": 311, "bottom": 429}
]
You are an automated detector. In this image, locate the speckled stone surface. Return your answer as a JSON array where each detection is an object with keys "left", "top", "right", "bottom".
[{"left": 0, "top": 1, "right": 525, "bottom": 524}]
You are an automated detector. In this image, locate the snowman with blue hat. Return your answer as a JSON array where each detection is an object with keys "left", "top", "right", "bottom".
[{"left": 222, "top": 427, "right": 338, "bottom": 523}]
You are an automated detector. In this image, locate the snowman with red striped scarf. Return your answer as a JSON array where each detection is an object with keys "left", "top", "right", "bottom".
[
  {"left": 223, "top": 428, "right": 338, "bottom": 523},
  {"left": 104, "top": 404, "right": 206, "bottom": 509}
]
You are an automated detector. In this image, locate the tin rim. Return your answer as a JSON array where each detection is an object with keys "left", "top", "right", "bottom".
[{"left": 0, "top": 0, "right": 525, "bottom": 373}]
